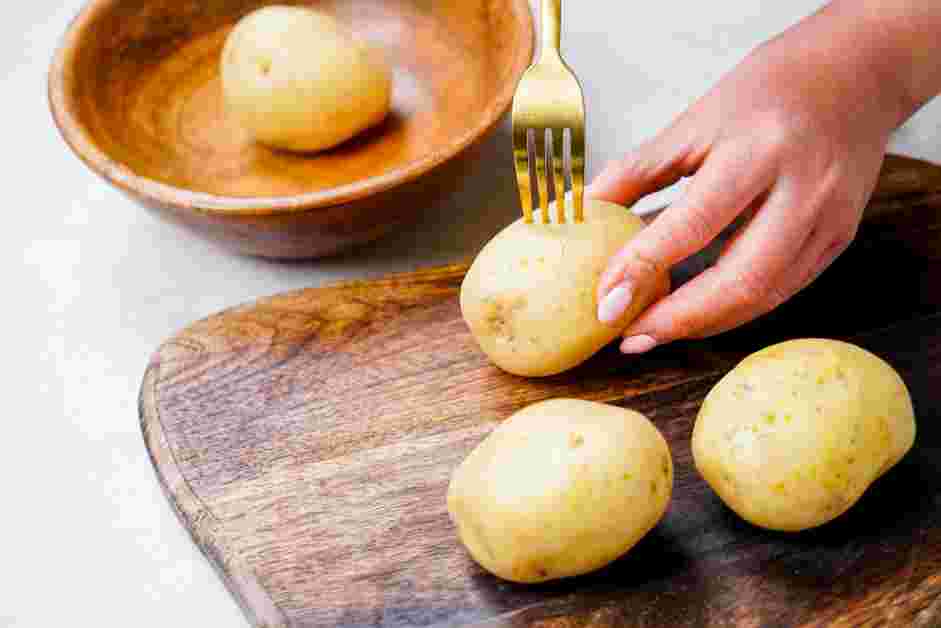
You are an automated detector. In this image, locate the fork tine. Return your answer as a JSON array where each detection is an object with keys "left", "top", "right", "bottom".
[
  {"left": 551, "top": 129, "right": 566, "bottom": 223},
  {"left": 569, "top": 124, "right": 585, "bottom": 222},
  {"left": 534, "top": 129, "right": 550, "bottom": 224},
  {"left": 512, "top": 123, "right": 534, "bottom": 223}
]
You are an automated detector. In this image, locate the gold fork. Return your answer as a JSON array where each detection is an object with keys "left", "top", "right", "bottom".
[{"left": 512, "top": 0, "right": 586, "bottom": 224}]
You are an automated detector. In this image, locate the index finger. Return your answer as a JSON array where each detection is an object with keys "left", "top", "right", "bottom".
[
  {"left": 620, "top": 181, "right": 815, "bottom": 347},
  {"left": 597, "top": 138, "right": 776, "bottom": 301}
]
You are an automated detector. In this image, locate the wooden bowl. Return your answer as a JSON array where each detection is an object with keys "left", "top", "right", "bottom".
[{"left": 49, "top": 0, "right": 534, "bottom": 259}]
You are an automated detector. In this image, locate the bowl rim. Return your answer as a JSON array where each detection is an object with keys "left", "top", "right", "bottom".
[{"left": 48, "top": 0, "right": 535, "bottom": 216}]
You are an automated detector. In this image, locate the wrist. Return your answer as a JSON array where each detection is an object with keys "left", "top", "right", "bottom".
[{"left": 826, "top": 0, "right": 941, "bottom": 126}]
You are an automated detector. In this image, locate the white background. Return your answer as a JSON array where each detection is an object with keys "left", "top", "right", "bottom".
[{"left": 5, "top": 1, "right": 941, "bottom": 626}]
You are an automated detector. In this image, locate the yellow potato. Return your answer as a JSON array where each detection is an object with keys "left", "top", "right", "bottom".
[
  {"left": 447, "top": 399, "right": 673, "bottom": 583},
  {"left": 460, "top": 199, "right": 668, "bottom": 377},
  {"left": 693, "top": 339, "right": 915, "bottom": 532},
  {"left": 221, "top": 6, "right": 392, "bottom": 152}
]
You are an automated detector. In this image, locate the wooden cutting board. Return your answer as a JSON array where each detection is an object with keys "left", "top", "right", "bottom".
[{"left": 141, "top": 154, "right": 941, "bottom": 627}]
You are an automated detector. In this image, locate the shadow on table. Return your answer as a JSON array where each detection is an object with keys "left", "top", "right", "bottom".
[{"left": 283, "top": 119, "right": 523, "bottom": 272}]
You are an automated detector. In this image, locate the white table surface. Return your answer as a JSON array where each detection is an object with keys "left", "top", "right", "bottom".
[{"left": 6, "top": 1, "right": 941, "bottom": 626}]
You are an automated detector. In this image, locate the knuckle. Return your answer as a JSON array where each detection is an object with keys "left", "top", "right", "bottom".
[
  {"left": 733, "top": 267, "right": 785, "bottom": 309},
  {"left": 758, "top": 110, "right": 821, "bottom": 162},
  {"left": 759, "top": 114, "right": 794, "bottom": 152},
  {"left": 667, "top": 315, "right": 699, "bottom": 341},
  {"left": 675, "top": 205, "right": 717, "bottom": 246},
  {"left": 611, "top": 152, "right": 649, "bottom": 179},
  {"left": 662, "top": 130, "right": 707, "bottom": 177},
  {"left": 627, "top": 247, "right": 664, "bottom": 278}
]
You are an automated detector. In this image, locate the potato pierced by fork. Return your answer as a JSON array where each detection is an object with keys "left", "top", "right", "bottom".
[{"left": 461, "top": 199, "right": 668, "bottom": 377}]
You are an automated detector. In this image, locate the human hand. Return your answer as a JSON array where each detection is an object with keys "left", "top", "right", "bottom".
[{"left": 591, "top": 3, "right": 918, "bottom": 354}]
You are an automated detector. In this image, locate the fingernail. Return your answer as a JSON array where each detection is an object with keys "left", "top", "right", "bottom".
[
  {"left": 620, "top": 335, "right": 658, "bottom": 354},
  {"left": 597, "top": 282, "right": 633, "bottom": 324}
]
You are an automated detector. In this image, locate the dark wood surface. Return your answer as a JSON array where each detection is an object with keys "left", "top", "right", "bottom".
[
  {"left": 48, "top": 0, "right": 533, "bottom": 258},
  {"left": 141, "top": 154, "right": 941, "bottom": 627}
]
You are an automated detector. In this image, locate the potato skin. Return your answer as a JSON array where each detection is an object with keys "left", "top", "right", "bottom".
[
  {"left": 447, "top": 399, "right": 673, "bottom": 583},
  {"left": 221, "top": 6, "right": 391, "bottom": 152},
  {"left": 460, "top": 199, "right": 668, "bottom": 377},
  {"left": 693, "top": 339, "right": 915, "bottom": 532}
]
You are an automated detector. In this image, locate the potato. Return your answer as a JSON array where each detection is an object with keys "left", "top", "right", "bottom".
[
  {"left": 460, "top": 199, "right": 668, "bottom": 376},
  {"left": 693, "top": 339, "right": 915, "bottom": 532},
  {"left": 447, "top": 399, "right": 673, "bottom": 583},
  {"left": 221, "top": 6, "right": 392, "bottom": 152}
]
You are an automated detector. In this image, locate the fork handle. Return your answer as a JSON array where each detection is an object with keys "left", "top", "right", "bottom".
[{"left": 541, "top": 0, "right": 561, "bottom": 57}]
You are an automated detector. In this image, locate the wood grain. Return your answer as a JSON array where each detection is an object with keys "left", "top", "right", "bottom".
[
  {"left": 141, "top": 154, "right": 941, "bottom": 627},
  {"left": 48, "top": 0, "right": 534, "bottom": 258}
]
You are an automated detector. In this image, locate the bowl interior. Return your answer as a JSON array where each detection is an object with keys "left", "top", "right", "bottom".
[{"left": 58, "top": 0, "right": 532, "bottom": 204}]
